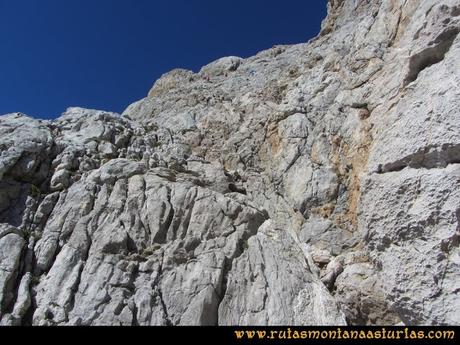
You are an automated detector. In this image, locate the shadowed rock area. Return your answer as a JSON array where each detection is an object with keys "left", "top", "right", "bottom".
[{"left": 0, "top": 0, "right": 459, "bottom": 325}]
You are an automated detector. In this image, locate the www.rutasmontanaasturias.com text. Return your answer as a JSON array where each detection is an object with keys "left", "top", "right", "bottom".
[{"left": 234, "top": 327, "right": 456, "bottom": 341}]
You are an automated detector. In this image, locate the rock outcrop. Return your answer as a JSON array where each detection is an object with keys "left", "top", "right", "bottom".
[{"left": 0, "top": 0, "right": 459, "bottom": 325}]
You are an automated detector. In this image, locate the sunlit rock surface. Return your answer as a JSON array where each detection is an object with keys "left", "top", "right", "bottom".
[{"left": 1, "top": 0, "right": 459, "bottom": 325}]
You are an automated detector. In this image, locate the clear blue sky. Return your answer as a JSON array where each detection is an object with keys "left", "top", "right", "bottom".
[{"left": 0, "top": 0, "right": 327, "bottom": 119}]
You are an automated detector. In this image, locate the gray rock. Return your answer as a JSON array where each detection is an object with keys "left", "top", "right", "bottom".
[
  {"left": 361, "top": 165, "right": 460, "bottom": 325},
  {"left": 0, "top": 232, "right": 25, "bottom": 313},
  {"left": 199, "top": 56, "right": 243, "bottom": 77},
  {"left": 218, "top": 220, "right": 346, "bottom": 325},
  {"left": 0, "top": 0, "right": 459, "bottom": 326}
]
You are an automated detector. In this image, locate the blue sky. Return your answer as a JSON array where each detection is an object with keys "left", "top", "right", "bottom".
[{"left": 0, "top": 0, "right": 327, "bottom": 119}]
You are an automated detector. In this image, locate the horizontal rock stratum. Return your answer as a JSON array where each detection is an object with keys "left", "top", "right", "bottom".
[{"left": 1, "top": 0, "right": 459, "bottom": 325}]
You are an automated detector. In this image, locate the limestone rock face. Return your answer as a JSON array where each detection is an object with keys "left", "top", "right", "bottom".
[{"left": 1, "top": 0, "right": 459, "bottom": 325}]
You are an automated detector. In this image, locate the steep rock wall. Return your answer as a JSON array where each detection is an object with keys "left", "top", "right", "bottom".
[{"left": 0, "top": 0, "right": 459, "bottom": 325}]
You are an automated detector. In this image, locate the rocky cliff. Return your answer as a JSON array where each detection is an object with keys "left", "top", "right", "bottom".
[{"left": 1, "top": 0, "right": 459, "bottom": 326}]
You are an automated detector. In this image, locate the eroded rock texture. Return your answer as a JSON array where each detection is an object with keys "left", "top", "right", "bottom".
[{"left": 0, "top": 0, "right": 459, "bottom": 325}]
